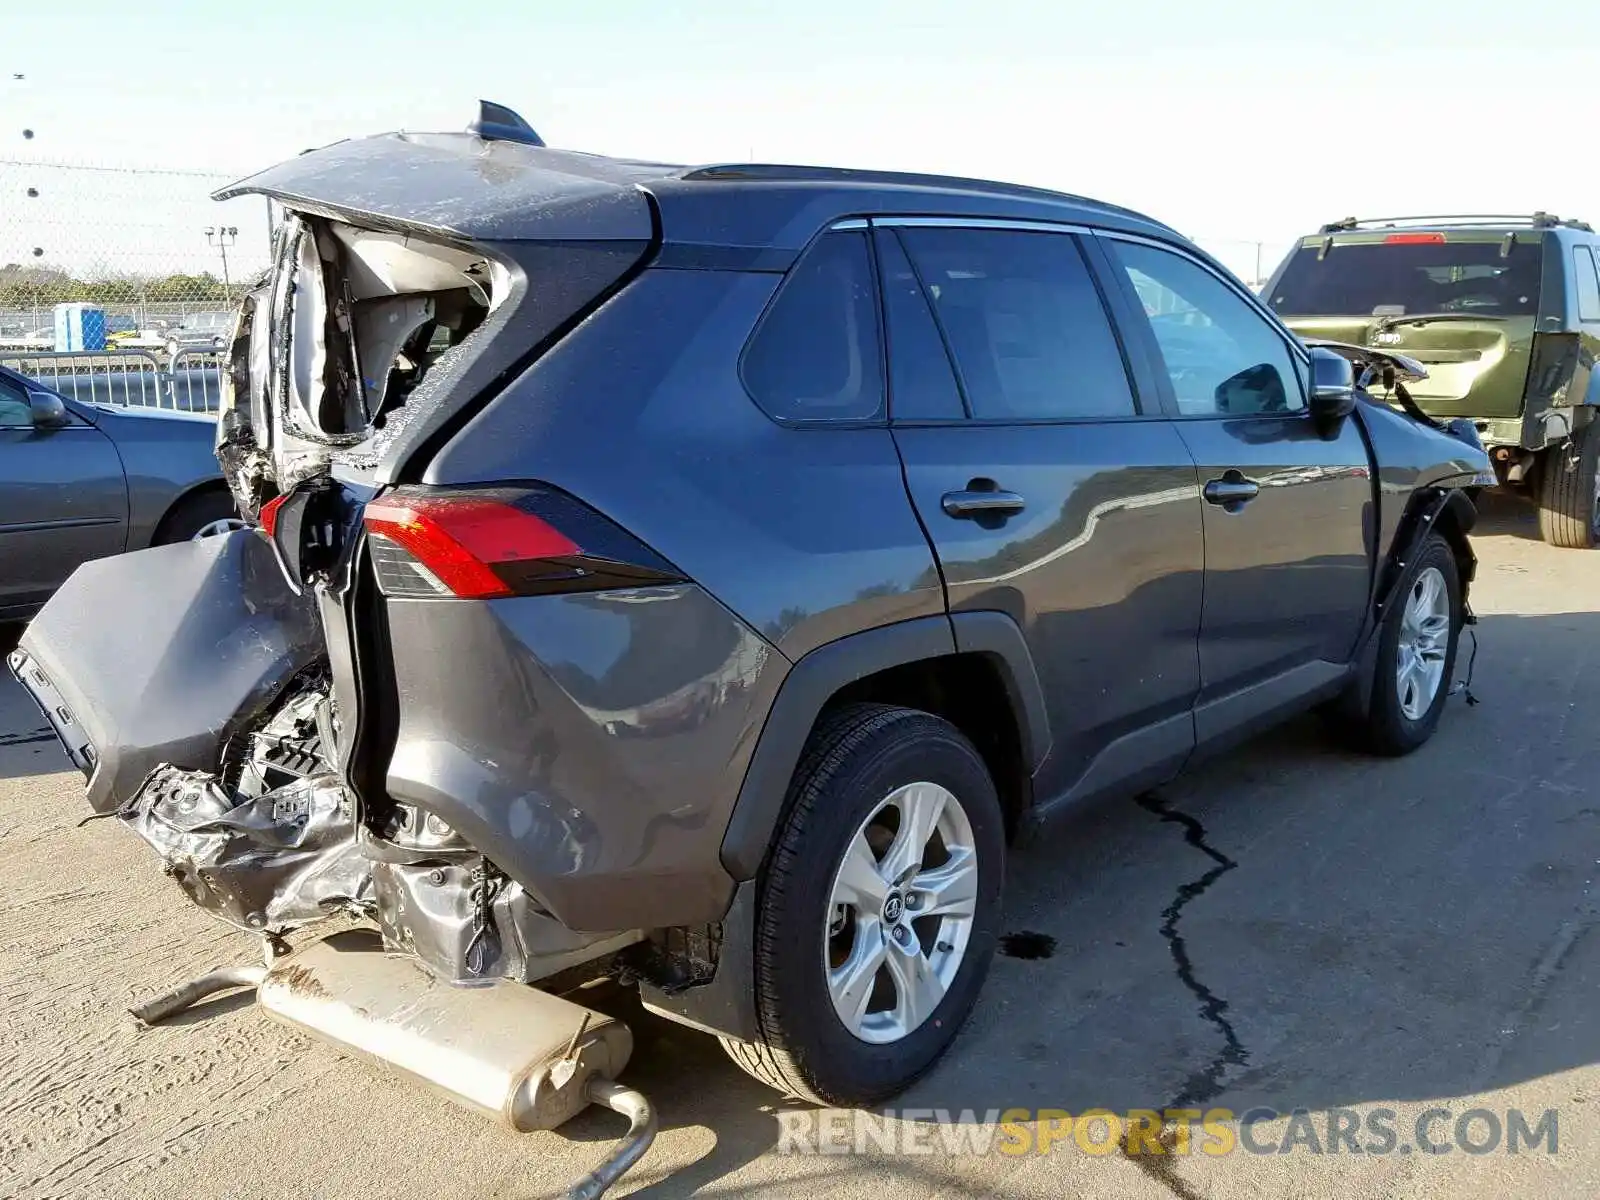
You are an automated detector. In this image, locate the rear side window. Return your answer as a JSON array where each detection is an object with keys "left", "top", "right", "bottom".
[
  {"left": 898, "top": 228, "right": 1136, "bottom": 421},
  {"left": 1269, "top": 238, "right": 1543, "bottom": 317},
  {"left": 742, "top": 231, "right": 884, "bottom": 422},
  {"left": 1574, "top": 246, "right": 1600, "bottom": 321}
]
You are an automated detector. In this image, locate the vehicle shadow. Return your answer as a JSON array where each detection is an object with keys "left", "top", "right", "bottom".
[
  {"left": 1472, "top": 489, "right": 1543, "bottom": 541},
  {"left": 0, "top": 622, "right": 75, "bottom": 782},
  {"left": 566, "top": 609, "right": 1600, "bottom": 1195}
]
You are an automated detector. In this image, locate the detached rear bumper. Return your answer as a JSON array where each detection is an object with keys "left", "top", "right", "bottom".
[{"left": 9, "top": 531, "right": 321, "bottom": 813}]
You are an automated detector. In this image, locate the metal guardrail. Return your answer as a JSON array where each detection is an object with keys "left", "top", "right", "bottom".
[{"left": 0, "top": 348, "right": 221, "bottom": 413}]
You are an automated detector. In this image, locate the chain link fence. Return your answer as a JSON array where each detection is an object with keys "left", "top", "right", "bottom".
[{"left": 0, "top": 157, "right": 271, "bottom": 357}]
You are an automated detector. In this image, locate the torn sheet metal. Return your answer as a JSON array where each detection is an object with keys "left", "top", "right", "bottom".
[{"left": 124, "top": 765, "right": 368, "bottom": 932}]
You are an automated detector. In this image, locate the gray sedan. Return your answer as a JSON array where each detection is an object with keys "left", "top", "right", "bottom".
[{"left": 0, "top": 364, "right": 237, "bottom": 620}]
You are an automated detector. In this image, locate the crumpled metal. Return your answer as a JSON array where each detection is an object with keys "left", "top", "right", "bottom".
[{"left": 122, "top": 764, "right": 369, "bottom": 932}]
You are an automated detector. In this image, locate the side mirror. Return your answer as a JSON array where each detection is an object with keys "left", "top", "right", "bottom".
[
  {"left": 29, "top": 391, "right": 71, "bottom": 429},
  {"left": 1307, "top": 347, "right": 1357, "bottom": 432}
]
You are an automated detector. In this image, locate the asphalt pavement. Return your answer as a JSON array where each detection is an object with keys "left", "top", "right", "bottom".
[{"left": 1, "top": 494, "right": 1595, "bottom": 1199}]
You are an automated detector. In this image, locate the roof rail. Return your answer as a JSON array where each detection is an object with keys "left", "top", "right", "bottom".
[
  {"left": 1319, "top": 213, "right": 1593, "bottom": 234},
  {"left": 468, "top": 100, "right": 545, "bottom": 148}
]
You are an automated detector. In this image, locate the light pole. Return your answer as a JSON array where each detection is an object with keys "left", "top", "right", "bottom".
[{"left": 205, "top": 226, "right": 238, "bottom": 302}]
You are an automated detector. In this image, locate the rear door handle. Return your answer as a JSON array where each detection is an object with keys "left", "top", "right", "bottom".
[
  {"left": 1202, "top": 472, "right": 1260, "bottom": 508},
  {"left": 942, "top": 488, "right": 1027, "bottom": 518}
]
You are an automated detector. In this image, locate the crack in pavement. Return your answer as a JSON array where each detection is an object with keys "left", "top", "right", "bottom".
[{"left": 1120, "top": 791, "right": 1249, "bottom": 1200}]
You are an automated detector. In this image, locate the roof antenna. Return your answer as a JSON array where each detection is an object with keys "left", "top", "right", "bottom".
[{"left": 469, "top": 100, "right": 545, "bottom": 147}]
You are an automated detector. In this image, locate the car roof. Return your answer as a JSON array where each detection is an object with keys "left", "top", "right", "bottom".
[{"left": 217, "top": 129, "right": 1177, "bottom": 252}]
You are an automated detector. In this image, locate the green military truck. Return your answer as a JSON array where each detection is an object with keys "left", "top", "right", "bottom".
[{"left": 1266, "top": 214, "right": 1600, "bottom": 547}]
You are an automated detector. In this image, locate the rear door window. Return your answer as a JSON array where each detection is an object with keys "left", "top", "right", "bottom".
[
  {"left": 1269, "top": 238, "right": 1544, "bottom": 317},
  {"left": 1574, "top": 246, "right": 1600, "bottom": 322},
  {"left": 896, "top": 227, "right": 1136, "bottom": 421},
  {"left": 874, "top": 229, "right": 966, "bottom": 421},
  {"left": 742, "top": 231, "right": 884, "bottom": 422}
]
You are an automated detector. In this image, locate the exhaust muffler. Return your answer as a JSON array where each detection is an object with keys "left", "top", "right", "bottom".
[{"left": 132, "top": 930, "right": 656, "bottom": 1198}]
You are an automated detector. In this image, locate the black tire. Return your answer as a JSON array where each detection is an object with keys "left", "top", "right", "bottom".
[
  {"left": 152, "top": 488, "right": 242, "bottom": 546},
  {"left": 1344, "top": 534, "right": 1463, "bottom": 756},
  {"left": 719, "top": 703, "right": 1005, "bottom": 1106},
  {"left": 1537, "top": 419, "right": 1600, "bottom": 549}
]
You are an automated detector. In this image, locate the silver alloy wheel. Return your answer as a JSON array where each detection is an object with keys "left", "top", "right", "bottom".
[
  {"left": 192, "top": 518, "right": 246, "bottom": 540},
  {"left": 823, "top": 781, "right": 978, "bottom": 1044},
  {"left": 1396, "top": 565, "right": 1450, "bottom": 720}
]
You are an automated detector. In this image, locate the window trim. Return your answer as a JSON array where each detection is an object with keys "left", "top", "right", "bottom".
[
  {"left": 1572, "top": 244, "right": 1600, "bottom": 324},
  {"left": 1094, "top": 230, "right": 1312, "bottom": 423},
  {"left": 871, "top": 217, "right": 1155, "bottom": 426},
  {"left": 735, "top": 226, "right": 889, "bottom": 428}
]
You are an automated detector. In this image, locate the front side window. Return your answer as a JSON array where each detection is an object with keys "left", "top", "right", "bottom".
[
  {"left": 1574, "top": 246, "right": 1600, "bottom": 322},
  {"left": 742, "top": 231, "right": 884, "bottom": 422},
  {"left": 897, "top": 227, "right": 1136, "bottom": 421},
  {"left": 0, "top": 375, "right": 33, "bottom": 426},
  {"left": 1109, "top": 241, "right": 1305, "bottom": 417}
]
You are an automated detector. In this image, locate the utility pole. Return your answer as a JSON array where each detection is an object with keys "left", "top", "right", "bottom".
[{"left": 205, "top": 226, "right": 238, "bottom": 301}]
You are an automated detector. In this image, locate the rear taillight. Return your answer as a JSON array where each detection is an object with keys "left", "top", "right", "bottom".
[
  {"left": 1383, "top": 232, "right": 1447, "bottom": 244},
  {"left": 362, "top": 486, "right": 679, "bottom": 600},
  {"left": 259, "top": 493, "right": 288, "bottom": 538}
]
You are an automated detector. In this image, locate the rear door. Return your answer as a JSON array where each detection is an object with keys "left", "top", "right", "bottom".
[
  {"left": 1098, "top": 235, "right": 1373, "bottom": 739},
  {"left": 882, "top": 220, "right": 1205, "bottom": 810},
  {"left": 0, "top": 376, "right": 127, "bottom": 615}
]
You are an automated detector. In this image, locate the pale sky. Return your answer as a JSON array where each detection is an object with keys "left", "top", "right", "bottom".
[{"left": 4, "top": 0, "right": 1597, "bottom": 282}]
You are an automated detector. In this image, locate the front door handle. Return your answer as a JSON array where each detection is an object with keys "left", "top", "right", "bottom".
[
  {"left": 1202, "top": 471, "right": 1260, "bottom": 509},
  {"left": 942, "top": 488, "right": 1027, "bottom": 518}
]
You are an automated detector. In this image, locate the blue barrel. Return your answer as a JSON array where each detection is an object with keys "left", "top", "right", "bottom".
[{"left": 53, "top": 303, "right": 108, "bottom": 351}]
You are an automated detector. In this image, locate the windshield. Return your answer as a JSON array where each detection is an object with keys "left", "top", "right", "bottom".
[{"left": 1268, "top": 238, "right": 1543, "bottom": 318}]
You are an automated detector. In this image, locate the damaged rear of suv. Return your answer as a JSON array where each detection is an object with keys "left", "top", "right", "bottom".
[{"left": 20, "top": 111, "right": 786, "bottom": 988}]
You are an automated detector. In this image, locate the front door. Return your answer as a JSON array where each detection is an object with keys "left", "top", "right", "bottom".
[
  {"left": 879, "top": 222, "right": 1205, "bottom": 808},
  {"left": 0, "top": 377, "right": 127, "bottom": 616},
  {"left": 1096, "top": 236, "right": 1374, "bottom": 740}
]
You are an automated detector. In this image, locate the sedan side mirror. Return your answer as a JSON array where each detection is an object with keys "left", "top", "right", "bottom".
[
  {"left": 1307, "top": 347, "right": 1357, "bottom": 433},
  {"left": 29, "top": 391, "right": 71, "bottom": 429}
]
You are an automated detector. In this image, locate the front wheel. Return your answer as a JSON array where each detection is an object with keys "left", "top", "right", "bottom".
[
  {"left": 720, "top": 704, "right": 1005, "bottom": 1105},
  {"left": 1341, "top": 533, "right": 1463, "bottom": 756}
]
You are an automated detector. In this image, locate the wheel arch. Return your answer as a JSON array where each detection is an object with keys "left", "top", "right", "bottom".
[
  {"left": 148, "top": 479, "right": 237, "bottom": 546},
  {"left": 719, "top": 612, "right": 1049, "bottom": 881},
  {"left": 1343, "top": 486, "right": 1476, "bottom": 722}
]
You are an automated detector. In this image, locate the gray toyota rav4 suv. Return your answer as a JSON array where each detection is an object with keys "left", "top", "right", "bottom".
[{"left": 13, "top": 105, "right": 1489, "bottom": 1108}]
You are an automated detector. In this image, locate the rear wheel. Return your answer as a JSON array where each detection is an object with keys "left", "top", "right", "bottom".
[
  {"left": 1537, "top": 419, "right": 1600, "bottom": 548},
  {"left": 720, "top": 703, "right": 1005, "bottom": 1105},
  {"left": 153, "top": 489, "right": 245, "bottom": 545}
]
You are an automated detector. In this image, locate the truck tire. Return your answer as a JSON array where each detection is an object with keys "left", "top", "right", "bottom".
[
  {"left": 1537, "top": 419, "right": 1600, "bottom": 549},
  {"left": 719, "top": 703, "right": 1005, "bottom": 1106}
]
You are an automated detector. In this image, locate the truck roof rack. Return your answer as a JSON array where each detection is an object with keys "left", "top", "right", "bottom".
[{"left": 1319, "top": 213, "right": 1593, "bottom": 234}]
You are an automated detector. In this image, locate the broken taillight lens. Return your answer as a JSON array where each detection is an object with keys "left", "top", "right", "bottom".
[{"left": 362, "top": 486, "right": 680, "bottom": 600}]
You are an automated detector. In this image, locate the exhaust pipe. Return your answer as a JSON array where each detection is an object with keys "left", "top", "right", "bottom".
[{"left": 133, "top": 930, "right": 656, "bottom": 1197}]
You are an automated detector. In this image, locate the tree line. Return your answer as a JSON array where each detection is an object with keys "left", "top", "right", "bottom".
[{"left": 0, "top": 266, "right": 242, "bottom": 307}]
